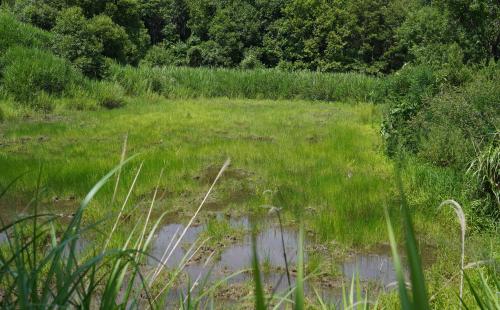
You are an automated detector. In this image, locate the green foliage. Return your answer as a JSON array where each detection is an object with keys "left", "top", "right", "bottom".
[
  {"left": 208, "top": 0, "right": 261, "bottom": 66},
  {"left": 381, "top": 64, "right": 439, "bottom": 155},
  {"left": 436, "top": 0, "right": 500, "bottom": 63},
  {"left": 109, "top": 64, "right": 384, "bottom": 102},
  {"left": 184, "top": 39, "right": 232, "bottom": 67},
  {"left": 142, "top": 42, "right": 188, "bottom": 67},
  {"left": 51, "top": 6, "right": 107, "bottom": 78},
  {"left": 383, "top": 62, "right": 499, "bottom": 225},
  {"left": 263, "top": 0, "right": 408, "bottom": 73},
  {"left": 3, "top": 0, "right": 498, "bottom": 75},
  {"left": 88, "top": 14, "right": 135, "bottom": 64},
  {"left": 88, "top": 80, "right": 127, "bottom": 109},
  {"left": 0, "top": 10, "right": 52, "bottom": 55},
  {"left": 14, "top": 0, "right": 60, "bottom": 30},
  {"left": 1, "top": 47, "right": 79, "bottom": 104},
  {"left": 140, "top": 0, "right": 190, "bottom": 44},
  {"left": 467, "top": 139, "right": 500, "bottom": 221},
  {"left": 240, "top": 51, "right": 264, "bottom": 69}
]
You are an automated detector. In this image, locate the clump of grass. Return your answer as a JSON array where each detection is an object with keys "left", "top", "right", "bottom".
[
  {"left": 202, "top": 217, "right": 242, "bottom": 246},
  {"left": 467, "top": 138, "right": 500, "bottom": 211},
  {"left": 87, "top": 80, "right": 127, "bottom": 110}
]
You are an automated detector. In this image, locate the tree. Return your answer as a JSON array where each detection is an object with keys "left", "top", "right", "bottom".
[
  {"left": 88, "top": 15, "right": 135, "bottom": 64},
  {"left": 14, "top": 0, "right": 60, "bottom": 30},
  {"left": 208, "top": 1, "right": 261, "bottom": 65},
  {"left": 51, "top": 6, "right": 106, "bottom": 78},
  {"left": 437, "top": 0, "right": 500, "bottom": 62},
  {"left": 139, "top": 0, "right": 190, "bottom": 44}
]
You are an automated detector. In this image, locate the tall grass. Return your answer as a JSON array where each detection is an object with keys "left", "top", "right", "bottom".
[
  {"left": 109, "top": 64, "right": 385, "bottom": 103},
  {"left": 385, "top": 169, "right": 499, "bottom": 309},
  {"left": 0, "top": 10, "right": 52, "bottom": 55}
]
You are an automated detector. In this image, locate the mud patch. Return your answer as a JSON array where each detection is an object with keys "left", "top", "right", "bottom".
[
  {"left": 241, "top": 134, "right": 275, "bottom": 143},
  {"left": 193, "top": 164, "right": 253, "bottom": 184}
]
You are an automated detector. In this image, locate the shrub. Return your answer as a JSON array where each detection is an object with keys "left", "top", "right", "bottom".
[
  {"left": 240, "top": 52, "right": 264, "bottom": 69},
  {"left": 417, "top": 63, "right": 499, "bottom": 167},
  {"left": 467, "top": 139, "right": 500, "bottom": 223},
  {"left": 196, "top": 40, "right": 231, "bottom": 67},
  {"left": 1, "top": 47, "right": 79, "bottom": 104},
  {"left": 381, "top": 64, "right": 439, "bottom": 155},
  {"left": 141, "top": 42, "right": 188, "bottom": 67}
]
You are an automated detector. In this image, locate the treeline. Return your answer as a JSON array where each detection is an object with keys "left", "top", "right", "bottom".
[{"left": 3, "top": 0, "right": 499, "bottom": 77}]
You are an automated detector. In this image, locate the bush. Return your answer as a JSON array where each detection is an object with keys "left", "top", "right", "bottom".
[
  {"left": 187, "top": 41, "right": 231, "bottom": 67},
  {"left": 417, "top": 64, "right": 499, "bottom": 166},
  {"left": 240, "top": 52, "right": 264, "bottom": 69},
  {"left": 467, "top": 139, "right": 500, "bottom": 223},
  {"left": 88, "top": 14, "right": 135, "bottom": 64},
  {"left": 141, "top": 42, "right": 188, "bottom": 67},
  {"left": 1, "top": 47, "right": 79, "bottom": 104},
  {"left": 381, "top": 64, "right": 439, "bottom": 155}
]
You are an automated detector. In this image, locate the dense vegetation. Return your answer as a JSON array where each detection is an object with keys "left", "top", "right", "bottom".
[
  {"left": 1, "top": 0, "right": 498, "bottom": 227},
  {"left": 0, "top": 0, "right": 498, "bottom": 308},
  {"left": 2, "top": 0, "right": 499, "bottom": 74}
]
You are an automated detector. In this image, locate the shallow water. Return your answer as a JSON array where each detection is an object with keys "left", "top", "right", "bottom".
[{"left": 148, "top": 214, "right": 401, "bottom": 304}]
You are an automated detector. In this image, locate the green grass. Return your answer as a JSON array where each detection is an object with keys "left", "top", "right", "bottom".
[
  {"left": 1, "top": 97, "right": 497, "bottom": 308},
  {"left": 0, "top": 97, "right": 391, "bottom": 246},
  {"left": 109, "top": 64, "right": 385, "bottom": 103},
  {"left": 0, "top": 10, "right": 52, "bottom": 55}
]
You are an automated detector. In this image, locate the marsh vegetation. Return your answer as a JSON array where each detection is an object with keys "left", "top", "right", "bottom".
[{"left": 0, "top": 0, "right": 498, "bottom": 309}]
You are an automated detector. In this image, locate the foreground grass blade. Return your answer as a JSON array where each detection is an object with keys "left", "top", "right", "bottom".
[
  {"left": 385, "top": 206, "right": 411, "bottom": 309},
  {"left": 294, "top": 224, "right": 304, "bottom": 310},
  {"left": 252, "top": 229, "right": 266, "bottom": 310},
  {"left": 398, "top": 179, "right": 430, "bottom": 310}
]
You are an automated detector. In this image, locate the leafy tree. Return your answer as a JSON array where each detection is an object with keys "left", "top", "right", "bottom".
[
  {"left": 51, "top": 6, "right": 106, "bottom": 78},
  {"left": 185, "top": 0, "right": 217, "bottom": 41},
  {"left": 14, "top": 0, "right": 60, "bottom": 30},
  {"left": 103, "top": 0, "right": 149, "bottom": 62},
  {"left": 437, "top": 0, "right": 500, "bottom": 62},
  {"left": 208, "top": 1, "right": 261, "bottom": 65},
  {"left": 139, "top": 0, "right": 190, "bottom": 44},
  {"left": 343, "top": 0, "right": 408, "bottom": 73},
  {"left": 88, "top": 15, "right": 135, "bottom": 64}
]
